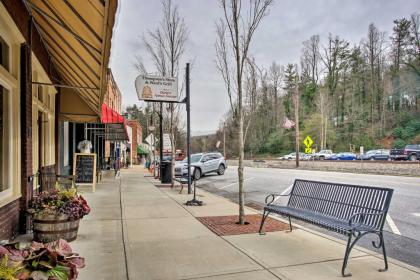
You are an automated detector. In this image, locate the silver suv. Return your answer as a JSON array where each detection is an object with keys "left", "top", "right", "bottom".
[{"left": 174, "top": 152, "right": 227, "bottom": 180}]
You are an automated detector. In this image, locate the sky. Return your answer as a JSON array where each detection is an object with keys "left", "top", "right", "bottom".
[{"left": 109, "top": 0, "right": 419, "bottom": 136}]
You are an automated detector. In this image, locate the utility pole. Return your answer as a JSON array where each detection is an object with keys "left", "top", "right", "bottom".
[{"left": 294, "top": 87, "right": 300, "bottom": 168}]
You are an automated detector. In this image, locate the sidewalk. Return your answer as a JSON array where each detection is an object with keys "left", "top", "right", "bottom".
[{"left": 72, "top": 166, "right": 420, "bottom": 280}]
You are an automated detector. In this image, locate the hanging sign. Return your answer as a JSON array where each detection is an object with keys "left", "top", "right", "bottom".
[{"left": 135, "top": 74, "right": 178, "bottom": 102}]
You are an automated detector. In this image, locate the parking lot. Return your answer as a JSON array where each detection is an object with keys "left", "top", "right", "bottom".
[{"left": 193, "top": 165, "right": 420, "bottom": 268}]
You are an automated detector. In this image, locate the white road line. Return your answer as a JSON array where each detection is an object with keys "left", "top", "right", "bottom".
[
  {"left": 273, "top": 184, "right": 293, "bottom": 203},
  {"left": 412, "top": 213, "right": 420, "bottom": 217},
  {"left": 386, "top": 214, "right": 401, "bottom": 235},
  {"left": 218, "top": 177, "right": 255, "bottom": 190}
]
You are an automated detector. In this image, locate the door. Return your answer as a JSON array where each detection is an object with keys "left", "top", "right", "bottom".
[
  {"left": 201, "top": 155, "right": 212, "bottom": 173},
  {"left": 209, "top": 153, "right": 220, "bottom": 171}
]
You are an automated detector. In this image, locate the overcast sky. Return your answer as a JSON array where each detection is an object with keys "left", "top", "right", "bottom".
[{"left": 109, "top": 0, "right": 419, "bottom": 135}]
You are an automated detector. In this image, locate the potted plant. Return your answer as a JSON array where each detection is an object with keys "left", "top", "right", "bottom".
[
  {"left": 28, "top": 188, "right": 90, "bottom": 243},
  {"left": 0, "top": 238, "right": 85, "bottom": 280}
]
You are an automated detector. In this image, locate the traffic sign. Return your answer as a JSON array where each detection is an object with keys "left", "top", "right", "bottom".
[
  {"left": 305, "top": 147, "right": 312, "bottom": 154},
  {"left": 303, "top": 136, "right": 313, "bottom": 148}
]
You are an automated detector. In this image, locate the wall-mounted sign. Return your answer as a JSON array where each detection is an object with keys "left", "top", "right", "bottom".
[{"left": 135, "top": 74, "right": 178, "bottom": 102}]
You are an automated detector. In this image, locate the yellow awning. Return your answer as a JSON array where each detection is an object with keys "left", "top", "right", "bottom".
[
  {"left": 60, "top": 87, "right": 100, "bottom": 123},
  {"left": 25, "top": 0, "right": 118, "bottom": 115}
]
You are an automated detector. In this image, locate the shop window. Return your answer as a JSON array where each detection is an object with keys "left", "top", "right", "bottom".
[
  {"left": 0, "top": 85, "right": 9, "bottom": 192},
  {"left": 0, "top": 36, "right": 9, "bottom": 71}
]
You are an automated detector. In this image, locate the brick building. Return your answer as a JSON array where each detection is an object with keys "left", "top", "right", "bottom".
[
  {"left": 103, "top": 68, "right": 123, "bottom": 163},
  {"left": 126, "top": 120, "right": 143, "bottom": 164},
  {"left": 0, "top": 0, "right": 117, "bottom": 240}
]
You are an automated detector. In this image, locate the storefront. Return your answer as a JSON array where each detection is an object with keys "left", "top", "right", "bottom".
[{"left": 0, "top": 0, "right": 118, "bottom": 241}]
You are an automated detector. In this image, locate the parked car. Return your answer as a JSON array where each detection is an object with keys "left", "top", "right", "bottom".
[
  {"left": 278, "top": 152, "right": 309, "bottom": 161},
  {"left": 174, "top": 152, "right": 227, "bottom": 180},
  {"left": 330, "top": 152, "right": 357, "bottom": 161},
  {"left": 279, "top": 153, "right": 296, "bottom": 160},
  {"left": 390, "top": 144, "right": 420, "bottom": 161},
  {"left": 359, "top": 149, "right": 390, "bottom": 161},
  {"left": 314, "top": 150, "right": 333, "bottom": 160}
]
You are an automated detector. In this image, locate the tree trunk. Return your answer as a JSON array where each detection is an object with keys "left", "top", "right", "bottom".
[{"left": 295, "top": 88, "right": 300, "bottom": 168}]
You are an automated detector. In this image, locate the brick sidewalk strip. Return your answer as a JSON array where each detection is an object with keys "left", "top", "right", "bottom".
[{"left": 197, "top": 214, "right": 291, "bottom": 236}]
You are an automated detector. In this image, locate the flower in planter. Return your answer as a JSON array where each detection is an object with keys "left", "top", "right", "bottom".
[
  {"left": 0, "top": 239, "right": 85, "bottom": 280},
  {"left": 29, "top": 188, "right": 90, "bottom": 221}
]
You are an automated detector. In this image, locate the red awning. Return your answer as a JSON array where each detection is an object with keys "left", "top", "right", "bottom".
[
  {"left": 101, "top": 103, "right": 124, "bottom": 123},
  {"left": 100, "top": 103, "right": 129, "bottom": 141}
]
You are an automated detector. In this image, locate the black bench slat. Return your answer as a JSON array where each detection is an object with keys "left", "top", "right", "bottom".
[{"left": 259, "top": 179, "right": 393, "bottom": 277}]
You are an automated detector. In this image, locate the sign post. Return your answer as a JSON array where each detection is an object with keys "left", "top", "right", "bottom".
[
  {"left": 135, "top": 63, "right": 200, "bottom": 205},
  {"left": 185, "top": 63, "right": 202, "bottom": 206}
]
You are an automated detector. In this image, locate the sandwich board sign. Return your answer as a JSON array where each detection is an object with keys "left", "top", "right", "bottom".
[
  {"left": 135, "top": 74, "right": 178, "bottom": 102},
  {"left": 73, "top": 153, "right": 97, "bottom": 192}
]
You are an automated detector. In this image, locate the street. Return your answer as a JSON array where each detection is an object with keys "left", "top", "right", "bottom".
[{"left": 195, "top": 166, "right": 420, "bottom": 268}]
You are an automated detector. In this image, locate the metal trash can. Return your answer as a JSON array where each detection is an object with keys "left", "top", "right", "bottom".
[{"left": 161, "top": 161, "right": 172, "bottom": 183}]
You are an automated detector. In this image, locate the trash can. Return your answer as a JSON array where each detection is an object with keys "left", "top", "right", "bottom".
[{"left": 161, "top": 161, "right": 172, "bottom": 183}]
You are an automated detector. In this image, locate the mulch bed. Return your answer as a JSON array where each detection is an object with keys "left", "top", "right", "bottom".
[{"left": 196, "top": 214, "right": 291, "bottom": 236}]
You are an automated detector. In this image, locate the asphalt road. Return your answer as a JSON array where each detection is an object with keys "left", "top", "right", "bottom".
[{"left": 194, "top": 166, "right": 420, "bottom": 268}]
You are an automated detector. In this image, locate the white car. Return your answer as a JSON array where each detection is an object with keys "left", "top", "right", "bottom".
[
  {"left": 279, "top": 152, "right": 309, "bottom": 161},
  {"left": 174, "top": 152, "right": 227, "bottom": 180},
  {"left": 314, "top": 150, "right": 333, "bottom": 160}
]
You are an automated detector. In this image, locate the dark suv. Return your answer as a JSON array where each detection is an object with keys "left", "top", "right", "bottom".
[{"left": 390, "top": 144, "right": 420, "bottom": 161}]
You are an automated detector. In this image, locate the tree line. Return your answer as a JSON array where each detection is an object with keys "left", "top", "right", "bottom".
[{"left": 207, "top": 13, "right": 420, "bottom": 157}]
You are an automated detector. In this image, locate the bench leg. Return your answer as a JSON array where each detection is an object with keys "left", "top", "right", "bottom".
[
  {"left": 259, "top": 210, "right": 270, "bottom": 235},
  {"left": 375, "top": 232, "right": 388, "bottom": 272},
  {"left": 342, "top": 234, "right": 353, "bottom": 277},
  {"left": 287, "top": 216, "right": 293, "bottom": 232}
]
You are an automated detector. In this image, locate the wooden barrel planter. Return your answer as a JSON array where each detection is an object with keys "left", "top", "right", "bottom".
[{"left": 33, "top": 213, "right": 80, "bottom": 242}]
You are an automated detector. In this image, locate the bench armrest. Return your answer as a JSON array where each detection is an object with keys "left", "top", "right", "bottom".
[
  {"left": 265, "top": 193, "right": 291, "bottom": 205},
  {"left": 349, "top": 211, "right": 385, "bottom": 227}
]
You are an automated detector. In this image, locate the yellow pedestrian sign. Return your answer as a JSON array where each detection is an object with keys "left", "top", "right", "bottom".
[
  {"left": 303, "top": 136, "right": 313, "bottom": 148},
  {"left": 305, "top": 147, "right": 312, "bottom": 154}
]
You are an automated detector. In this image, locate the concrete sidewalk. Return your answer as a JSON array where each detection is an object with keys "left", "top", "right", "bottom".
[{"left": 72, "top": 166, "right": 420, "bottom": 280}]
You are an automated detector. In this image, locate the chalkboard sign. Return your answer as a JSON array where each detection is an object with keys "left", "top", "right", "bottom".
[{"left": 73, "top": 153, "right": 97, "bottom": 192}]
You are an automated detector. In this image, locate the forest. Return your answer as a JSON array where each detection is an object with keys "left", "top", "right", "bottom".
[{"left": 208, "top": 13, "right": 420, "bottom": 157}]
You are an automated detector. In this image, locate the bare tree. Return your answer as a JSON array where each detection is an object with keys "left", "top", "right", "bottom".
[
  {"left": 215, "top": 0, "right": 273, "bottom": 224},
  {"left": 301, "top": 35, "right": 321, "bottom": 84},
  {"left": 363, "top": 23, "right": 386, "bottom": 136},
  {"left": 139, "top": 0, "right": 188, "bottom": 185},
  {"left": 268, "top": 62, "right": 283, "bottom": 125}
]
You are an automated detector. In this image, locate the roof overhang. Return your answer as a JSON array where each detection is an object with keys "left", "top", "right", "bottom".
[{"left": 24, "top": 0, "right": 118, "bottom": 115}]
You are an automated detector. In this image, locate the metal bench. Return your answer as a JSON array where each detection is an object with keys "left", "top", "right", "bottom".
[
  {"left": 173, "top": 173, "right": 195, "bottom": 194},
  {"left": 259, "top": 179, "right": 393, "bottom": 277}
]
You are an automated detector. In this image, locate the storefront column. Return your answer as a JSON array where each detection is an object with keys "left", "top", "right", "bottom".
[{"left": 19, "top": 41, "right": 33, "bottom": 233}]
